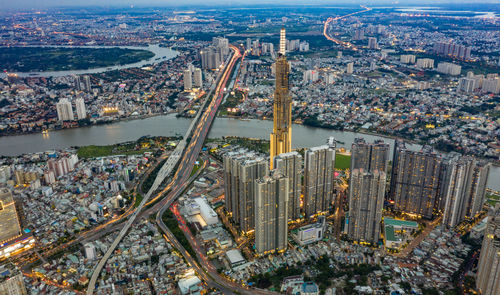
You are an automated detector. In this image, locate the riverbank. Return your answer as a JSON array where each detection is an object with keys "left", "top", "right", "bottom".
[
  {"left": 0, "top": 114, "right": 498, "bottom": 190},
  {"left": 215, "top": 114, "right": 492, "bottom": 160},
  {"left": 0, "top": 46, "right": 154, "bottom": 72},
  {"left": 0, "top": 44, "right": 178, "bottom": 78},
  {"left": 0, "top": 111, "right": 177, "bottom": 138}
]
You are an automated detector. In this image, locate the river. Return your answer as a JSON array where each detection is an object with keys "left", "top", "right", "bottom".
[
  {"left": 0, "top": 44, "right": 178, "bottom": 78},
  {"left": 0, "top": 114, "right": 498, "bottom": 190}
]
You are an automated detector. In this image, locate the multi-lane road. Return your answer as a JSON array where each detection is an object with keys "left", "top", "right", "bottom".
[
  {"left": 86, "top": 45, "right": 248, "bottom": 294},
  {"left": 155, "top": 44, "right": 278, "bottom": 295},
  {"left": 323, "top": 5, "right": 372, "bottom": 50}
]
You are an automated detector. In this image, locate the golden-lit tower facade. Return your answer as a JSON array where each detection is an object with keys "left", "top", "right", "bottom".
[{"left": 270, "top": 28, "right": 292, "bottom": 169}]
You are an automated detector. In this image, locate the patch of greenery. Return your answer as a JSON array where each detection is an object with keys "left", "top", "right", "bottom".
[
  {"left": 77, "top": 144, "right": 150, "bottom": 158},
  {"left": 219, "top": 90, "right": 245, "bottom": 116},
  {"left": 222, "top": 136, "right": 270, "bottom": 154},
  {"left": 142, "top": 158, "right": 167, "bottom": 193},
  {"left": 249, "top": 266, "right": 302, "bottom": 289},
  {"left": 0, "top": 47, "right": 154, "bottom": 72},
  {"left": 162, "top": 209, "right": 198, "bottom": 264},
  {"left": 134, "top": 194, "right": 143, "bottom": 208},
  {"left": 190, "top": 162, "right": 201, "bottom": 177},
  {"left": 77, "top": 145, "right": 115, "bottom": 158},
  {"left": 0, "top": 99, "right": 10, "bottom": 108},
  {"left": 335, "top": 154, "right": 351, "bottom": 170}
]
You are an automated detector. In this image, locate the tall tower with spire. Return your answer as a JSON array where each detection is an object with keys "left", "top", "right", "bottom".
[{"left": 270, "top": 28, "right": 292, "bottom": 169}]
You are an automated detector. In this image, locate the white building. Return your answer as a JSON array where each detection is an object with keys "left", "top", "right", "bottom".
[
  {"left": 368, "top": 37, "right": 378, "bottom": 49},
  {"left": 75, "top": 98, "right": 87, "bottom": 120},
  {"left": 458, "top": 78, "right": 475, "bottom": 93},
  {"left": 225, "top": 249, "right": 245, "bottom": 268},
  {"left": 400, "top": 54, "right": 416, "bottom": 64},
  {"left": 416, "top": 58, "right": 434, "bottom": 69},
  {"left": 183, "top": 69, "right": 192, "bottom": 91},
  {"left": 303, "top": 70, "right": 319, "bottom": 83},
  {"left": 293, "top": 216, "right": 326, "bottom": 245},
  {"left": 193, "top": 68, "right": 203, "bottom": 88},
  {"left": 437, "top": 62, "right": 461, "bottom": 76},
  {"left": 56, "top": 98, "right": 74, "bottom": 121},
  {"left": 84, "top": 243, "right": 97, "bottom": 260},
  {"left": 346, "top": 62, "right": 354, "bottom": 74},
  {"left": 0, "top": 263, "right": 27, "bottom": 295},
  {"left": 193, "top": 197, "right": 218, "bottom": 225},
  {"left": 482, "top": 76, "right": 500, "bottom": 94}
]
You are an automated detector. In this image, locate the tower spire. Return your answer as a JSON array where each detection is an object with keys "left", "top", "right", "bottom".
[
  {"left": 279, "top": 27, "right": 286, "bottom": 56},
  {"left": 270, "top": 28, "right": 292, "bottom": 169}
]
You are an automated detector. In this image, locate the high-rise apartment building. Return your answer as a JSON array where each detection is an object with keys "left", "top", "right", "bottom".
[
  {"left": 193, "top": 68, "right": 203, "bottom": 88},
  {"left": 304, "top": 138, "right": 336, "bottom": 218},
  {"left": 184, "top": 69, "right": 192, "bottom": 91},
  {"left": 350, "top": 138, "right": 389, "bottom": 173},
  {"left": 416, "top": 58, "right": 434, "bottom": 69},
  {"left": 56, "top": 98, "right": 74, "bottom": 121},
  {"left": 400, "top": 54, "right": 416, "bottom": 64},
  {"left": 73, "top": 75, "right": 82, "bottom": 91},
  {"left": 200, "top": 47, "right": 223, "bottom": 70},
  {"left": 476, "top": 204, "right": 500, "bottom": 295},
  {"left": 433, "top": 42, "right": 472, "bottom": 60},
  {"left": 353, "top": 29, "right": 365, "bottom": 40},
  {"left": 270, "top": 28, "right": 292, "bottom": 169},
  {"left": 254, "top": 172, "right": 289, "bottom": 255},
  {"left": 346, "top": 62, "right": 354, "bottom": 74},
  {"left": 83, "top": 75, "right": 91, "bottom": 92},
  {"left": 274, "top": 151, "right": 302, "bottom": 221},
  {"left": 368, "top": 37, "right": 378, "bottom": 49},
  {"left": 442, "top": 155, "right": 491, "bottom": 228},
  {"left": 0, "top": 189, "right": 22, "bottom": 248},
  {"left": 0, "top": 263, "right": 27, "bottom": 295},
  {"left": 75, "top": 98, "right": 87, "bottom": 120},
  {"left": 436, "top": 62, "right": 462, "bottom": 76},
  {"left": 223, "top": 151, "right": 268, "bottom": 233},
  {"left": 213, "top": 37, "right": 229, "bottom": 56},
  {"left": 482, "top": 76, "right": 500, "bottom": 94},
  {"left": 389, "top": 141, "right": 441, "bottom": 219},
  {"left": 458, "top": 77, "right": 475, "bottom": 93},
  {"left": 347, "top": 169, "right": 386, "bottom": 243}
]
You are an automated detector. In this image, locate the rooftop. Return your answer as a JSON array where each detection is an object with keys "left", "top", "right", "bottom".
[
  {"left": 0, "top": 263, "right": 20, "bottom": 284},
  {"left": 302, "top": 281, "right": 319, "bottom": 293},
  {"left": 385, "top": 225, "right": 397, "bottom": 242},
  {"left": 384, "top": 217, "right": 418, "bottom": 229}
]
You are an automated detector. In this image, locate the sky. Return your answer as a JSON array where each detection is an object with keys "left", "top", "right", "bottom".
[{"left": 0, "top": 0, "right": 498, "bottom": 9}]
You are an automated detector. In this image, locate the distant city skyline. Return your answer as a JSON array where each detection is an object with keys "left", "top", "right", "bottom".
[{"left": 1, "top": 0, "right": 499, "bottom": 9}]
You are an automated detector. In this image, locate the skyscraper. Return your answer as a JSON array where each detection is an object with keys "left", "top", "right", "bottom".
[
  {"left": 304, "top": 138, "right": 336, "bottom": 218},
  {"left": 389, "top": 140, "right": 441, "bottom": 219},
  {"left": 350, "top": 138, "right": 389, "bottom": 173},
  {"left": 75, "top": 98, "right": 87, "bottom": 120},
  {"left": 346, "top": 62, "right": 354, "bottom": 74},
  {"left": 200, "top": 47, "right": 222, "bottom": 70},
  {"left": 0, "top": 189, "right": 22, "bottom": 248},
  {"left": 442, "top": 155, "right": 491, "bottom": 228},
  {"left": 73, "top": 75, "right": 82, "bottom": 91},
  {"left": 83, "top": 75, "right": 91, "bottom": 92},
  {"left": 476, "top": 204, "right": 500, "bottom": 295},
  {"left": 223, "top": 151, "right": 268, "bottom": 233},
  {"left": 213, "top": 37, "right": 229, "bottom": 56},
  {"left": 193, "top": 68, "right": 203, "bottom": 88},
  {"left": 274, "top": 151, "right": 302, "bottom": 221},
  {"left": 56, "top": 98, "right": 74, "bottom": 121},
  {"left": 347, "top": 169, "right": 386, "bottom": 243},
  {"left": 0, "top": 263, "right": 27, "bottom": 295},
  {"left": 184, "top": 69, "right": 192, "bottom": 91},
  {"left": 270, "top": 28, "right": 292, "bottom": 169},
  {"left": 368, "top": 37, "right": 378, "bottom": 49},
  {"left": 254, "top": 171, "right": 289, "bottom": 255}
]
